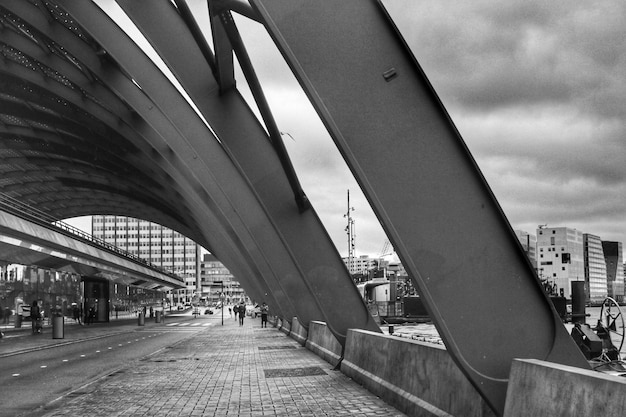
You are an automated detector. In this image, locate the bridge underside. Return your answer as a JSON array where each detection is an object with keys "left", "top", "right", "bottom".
[
  {"left": 0, "top": 1, "right": 591, "bottom": 415},
  {"left": 0, "top": 211, "right": 183, "bottom": 291}
]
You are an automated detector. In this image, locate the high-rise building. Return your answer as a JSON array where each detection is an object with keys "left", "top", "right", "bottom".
[
  {"left": 602, "top": 241, "right": 625, "bottom": 303},
  {"left": 536, "top": 226, "right": 584, "bottom": 299},
  {"left": 92, "top": 215, "right": 201, "bottom": 305},
  {"left": 583, "top": 234, "right": 608, "bottom": 304}
]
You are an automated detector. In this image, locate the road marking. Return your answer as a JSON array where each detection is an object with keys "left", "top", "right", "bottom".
[
  {"left": 40, "top": 365, "right": 47, "bottom": 368},
  {"left": 12, "top": 373, "right": 19, "bottom": 377}
]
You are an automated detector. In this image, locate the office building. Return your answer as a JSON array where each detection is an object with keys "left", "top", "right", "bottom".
[
  {"left": 602, "top": 241, "right": 625, "bottom": 303},
  {"left": 92, "top": 215, "right": 200, "bottom": 305},
  {"left": 536, "top": 226, "right": 584, "bottom": 299},
  {"left": 200, "top": 254, "right": 245, "bottom": 305},
  {"left": 583, "top": 234, "right": 608, "bottom": 304}
]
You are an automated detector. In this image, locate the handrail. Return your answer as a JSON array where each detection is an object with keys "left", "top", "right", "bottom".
[{"left": 0, "top": 192, "right": 180, "bottom": 280}]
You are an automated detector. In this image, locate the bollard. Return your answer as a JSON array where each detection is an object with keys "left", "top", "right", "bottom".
[
  {"left": 52, "top": 316, "right": 64, "bottom": 339},
  {"left": 15, "top": 314, "right": 22, "bottom": 328},
  {"left": 138, "top": 312, "right": 145, "bottom": 326},
  {"left": 388, "top": 325, "right": 394, "bottom": 335},
  {"left": 155, "top": 310, "right": 161, "bottom": 323}
]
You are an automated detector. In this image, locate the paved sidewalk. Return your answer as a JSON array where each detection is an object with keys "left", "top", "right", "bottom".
[{"left": 24, "top": 316, "right": 405, "bottom": 416}]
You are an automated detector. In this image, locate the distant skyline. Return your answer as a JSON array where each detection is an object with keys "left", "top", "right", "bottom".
[{"left": 67, "top": 1, "right": 625, "bottom": 264}]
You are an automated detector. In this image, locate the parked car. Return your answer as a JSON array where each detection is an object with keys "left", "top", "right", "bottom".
[{"left": 204, "top": 309, "right": 213, "bottom": 315}]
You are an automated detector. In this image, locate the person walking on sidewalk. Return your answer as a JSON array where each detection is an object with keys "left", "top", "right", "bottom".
[
  {"left": 237, "top": 302, "right": 246, "bottom": 326},
  {"left": 260, "top": 302, "right": 269, "bottom": 328},
  {"left": 31, "top": 300, "right": 41, "bottom": 334},
  {"left": 72, "top": 304, "right": 82, "bottom": 325}
]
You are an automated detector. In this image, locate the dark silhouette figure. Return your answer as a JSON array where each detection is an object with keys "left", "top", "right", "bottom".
[
  {"left": 260, "top": 302, "right": 269, "bottom": 328},
  {"left": 237, "top": 303, "right": 245, "bottom": 326},
  {"left": 31, "top": 301, "right": 41, "bottom": 334}
]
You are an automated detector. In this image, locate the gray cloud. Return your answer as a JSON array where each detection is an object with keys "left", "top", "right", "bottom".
[{"left": 231, "top": 1, "right": 626, "bottom": 259}]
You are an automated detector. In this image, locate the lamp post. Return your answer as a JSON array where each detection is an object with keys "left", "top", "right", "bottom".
[{"left": 215, "top": 281, "right": 224, "bottom": 325}]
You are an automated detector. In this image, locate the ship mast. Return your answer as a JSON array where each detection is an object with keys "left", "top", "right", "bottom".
[{"left": 344, "top": 189, "right": 356, "bottom": 271}]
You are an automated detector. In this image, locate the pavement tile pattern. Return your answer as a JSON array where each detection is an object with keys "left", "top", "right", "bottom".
[{"left": 34, "top": 317, "right": 406, "bottom": 416}]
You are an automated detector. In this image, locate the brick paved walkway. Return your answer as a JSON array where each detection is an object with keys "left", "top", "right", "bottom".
[{"left": 35, "top": 317, "right": 405, "bottom": 416}]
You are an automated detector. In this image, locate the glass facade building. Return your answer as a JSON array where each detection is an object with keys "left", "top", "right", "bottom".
[{"left": 583, "top": 234, "right": 608, "bottom": 304}]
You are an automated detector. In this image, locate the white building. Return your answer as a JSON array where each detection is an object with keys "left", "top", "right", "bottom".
[
  {"left": 536, "top": 226, "right": 584, "bottom": 299},
  {"left": 92, "top": 215, "right": 201, "bottom": 305},
  {"left": 343, "top": 255, "right": 377, "bottom": 275}
]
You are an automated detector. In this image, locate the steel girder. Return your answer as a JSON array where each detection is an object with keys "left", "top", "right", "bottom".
[
  {"left": 1, "top": 0, "right": 380, "bottom": 341},
  {"left": 113, "top": 0, "right": 380, "bottom": 341},
  {"left": 251, "top": 0, "right": 592, "bottom": 415},
  {"left": 0, "top": 0, "right": 281, "bottom": 317}
]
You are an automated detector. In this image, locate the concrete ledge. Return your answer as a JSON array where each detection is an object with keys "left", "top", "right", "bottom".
[
  {"left": 289, "top": 317, "right": 308, "bottom": 345},
  {"left": 305, "top": 321, "right": 343, "bottom": 367},
  {"left": 504, "top": 358, "right": 626, "bottom": 417},
  {"left": 341, "top": 329, "right": 494, "bottom": 417}
]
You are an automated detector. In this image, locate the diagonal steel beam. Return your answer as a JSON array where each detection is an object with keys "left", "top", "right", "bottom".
[
  {"left": 251, "top": 0, "right": 591, "bottom": 414},
  {"left": 116, "top": 0, "right": 381, "bottom": 343}
]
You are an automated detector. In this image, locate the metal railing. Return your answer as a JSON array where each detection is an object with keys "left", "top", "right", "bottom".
[{"left": 0, "top": 192, "right": 180, "bottom": 280}]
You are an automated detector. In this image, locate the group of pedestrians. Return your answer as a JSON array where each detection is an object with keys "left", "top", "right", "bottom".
[{"left": 231, "top": 302, "right": 269, "bottom": 327}]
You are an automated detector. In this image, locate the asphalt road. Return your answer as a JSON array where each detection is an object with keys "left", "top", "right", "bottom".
[{"left": 0, "top": 314, "right": 216, "bottom": 417}]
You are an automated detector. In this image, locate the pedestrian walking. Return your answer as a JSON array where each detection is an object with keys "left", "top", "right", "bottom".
[
  {"left": 228, "top": 307, "right": 232, "bottom": 317},
  {"left": 72, "top": 303, "right": 82, "bottom": 325},
  {"left": 237, "top": 302, "right": 246, "bottom": 326},
  {"left": 86, "top": 305, "right": 96, "bottom": 325},
  {"left": 31, "top": 300, "right": 41, "bottom": 334},
  {"left": 260, "top": 302, "right": 269, "bottom": 328}
]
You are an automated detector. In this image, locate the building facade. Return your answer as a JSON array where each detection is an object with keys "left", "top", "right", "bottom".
[
  {"left": 200, "top": 254, "right": 246, "bottom": 305},
  {"left": 583, "top": 234, "right": 608, "bottom": 304},
  {"left": 536, "top": 226, "right": 585, "bottom": 299},
  {"left": 92, "top": 215, "right": 200, "bottom": 306},
  {"left": 343, "top": 255, "right": 377, "bottom": 276},
  {"left": 515, "top": 230, "right": 537, "bottom": 270},
  {"left": 602, "top": 241, "right": 625, "bottom": 303}
]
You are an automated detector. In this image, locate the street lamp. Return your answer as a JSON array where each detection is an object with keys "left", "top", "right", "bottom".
[{"left": 214, "top": 280, "right": 224, "bottom": 325}]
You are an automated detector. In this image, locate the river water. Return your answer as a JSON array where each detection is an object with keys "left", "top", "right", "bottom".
[{"left": 387, "top": 306, "right": 626, "bottom": 358}]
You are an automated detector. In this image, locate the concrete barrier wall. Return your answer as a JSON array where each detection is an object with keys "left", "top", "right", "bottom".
[
  {"left": 504, "top": 358, "right": 626, "bottom": 417},
  {"left": 305, "top": 321, "right": 343, "bottom": 367},
  {"left": 289, "top": 317, "right": 308, "bottom": 346},
  {"left": 340, "top": 329, "right": 495, "bottom": 417},
  {"left": 278, "top": 317, "right": 291, "bottom": 335}
]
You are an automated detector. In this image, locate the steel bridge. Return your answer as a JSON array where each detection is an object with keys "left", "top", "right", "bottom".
[{"left": 0, "top": 1, "right": 589, "bottom": 414}]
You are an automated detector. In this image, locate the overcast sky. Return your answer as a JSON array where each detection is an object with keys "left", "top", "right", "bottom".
[
  {"left": 70, "top": 0, "right": 625, "bottom": 262},
  {"left": 229, "top": 0, "right": 626, "bottom": 262}
]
